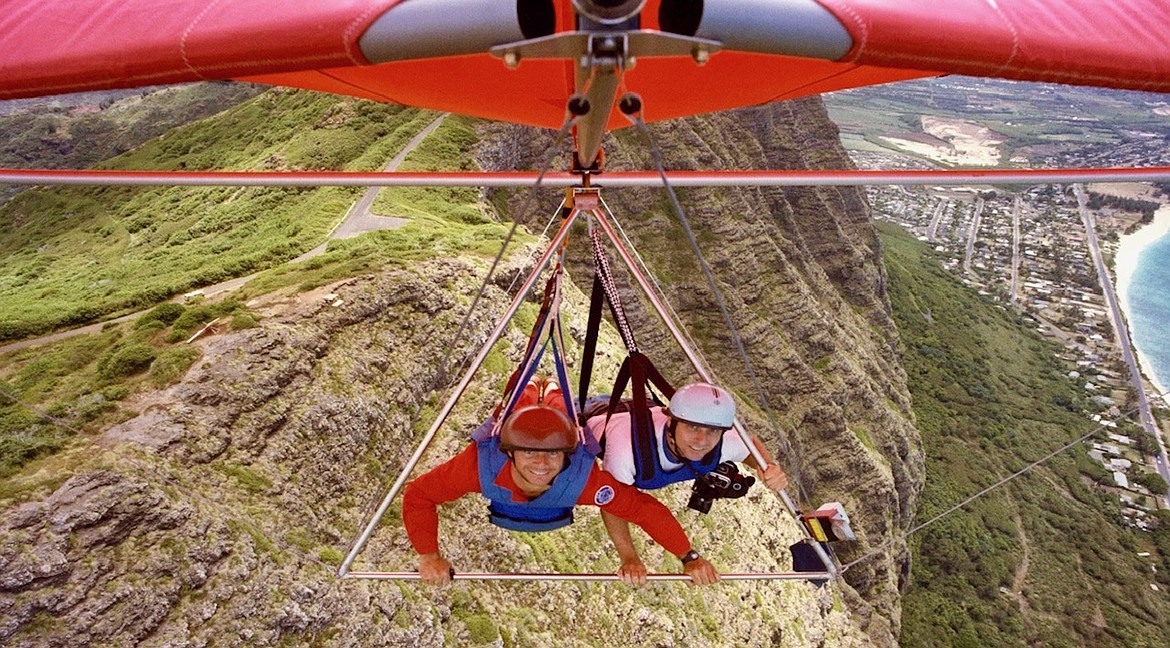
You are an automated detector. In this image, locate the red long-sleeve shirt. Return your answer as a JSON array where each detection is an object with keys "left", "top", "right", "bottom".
[{"left": 403, "top": 443, "right": 691, "bottom": 557}]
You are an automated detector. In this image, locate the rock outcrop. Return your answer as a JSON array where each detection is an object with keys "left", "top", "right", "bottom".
[{"left": 0, "top": 98, "right": 922, "bottom": 647}]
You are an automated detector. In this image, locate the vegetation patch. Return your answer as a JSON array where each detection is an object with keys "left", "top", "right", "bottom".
[
  {"left": 1, "top": 296, "right": 257, "bottom": 477},
  {"left": 135, "top": 302, "right": 186, "bottom": 329},
  {"left": 463, "top": 614, "right": 499, "bottom": 645},
  {"left": 97, "top": 343, "right": 157, "bottom": 379},
  {"left": 148, "top": 346, "right": 203, "bottom": 387},
  {"left": 214, "top": 462, "right": 274, "bottom": 494},
  {"left": 227, "top": 518, "right": 282, "bottom": 560},
  {"left": 317, "top": 547, "right": 344, "bottom": 566},
  {"left": 882, "top": 222, "right": 1170, "bottom": 646}
]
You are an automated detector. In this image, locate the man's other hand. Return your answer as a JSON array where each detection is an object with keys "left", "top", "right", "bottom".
[{"left": 419, "top": 552, "right": 453, "bottom": 586}]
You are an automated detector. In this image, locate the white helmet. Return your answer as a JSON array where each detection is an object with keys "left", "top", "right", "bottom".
[{"left": 667, "top": 382, "right": 736, "bottom": 429}]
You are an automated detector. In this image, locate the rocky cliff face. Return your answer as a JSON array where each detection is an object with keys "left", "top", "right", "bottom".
[{"left": 0, "top": 98, "right": 922, "bottom": 647}]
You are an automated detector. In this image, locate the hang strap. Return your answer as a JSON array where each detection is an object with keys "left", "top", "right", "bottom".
[
  {"left": 493, "top": 263, "right": 597, "bottom": 453},
  {"left": 578, "top": 226, "right": 640, "bottom": 411},
  {"left": 576, "top": 223, "right": 678, "bottom": 466}
]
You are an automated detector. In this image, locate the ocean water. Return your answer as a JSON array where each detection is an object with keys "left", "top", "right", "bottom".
[{"left": 1126, "top": 234, "right": 1170, "bottom": 402}]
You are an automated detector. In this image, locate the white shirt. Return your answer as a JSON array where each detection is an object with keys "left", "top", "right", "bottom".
[{"left": 586, "top": 406, "right": 750, "bottom": 486}]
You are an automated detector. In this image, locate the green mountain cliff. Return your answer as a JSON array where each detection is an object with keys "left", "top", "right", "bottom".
[
  {"left": 3, "top": 84, "right": 1168, "bottom": 647},
  {"left": 0, "top": 88, "right": 914, "bottom": 646}
]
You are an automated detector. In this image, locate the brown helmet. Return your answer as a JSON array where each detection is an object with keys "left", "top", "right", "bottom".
[{"left": 499, "top": 405, "right": 579, "bottom": 453}]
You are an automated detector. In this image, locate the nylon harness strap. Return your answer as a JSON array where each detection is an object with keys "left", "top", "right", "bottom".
[
  {"left": 494, "top": 262, "right": 590, "bottom": 450},
  {"left": 610, "top": 351, "right": 676, "bottom": 475},
  {"left": 497, "top": 271, "right": 557, "bottom": 420}
]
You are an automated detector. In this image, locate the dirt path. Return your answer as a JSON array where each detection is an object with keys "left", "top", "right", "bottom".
[
  {"left": 1010, "top": 511, "right": 1034, "bottom": 624},
  {"left": 0, "top": 113, "right": 448, "bottom": 356}
]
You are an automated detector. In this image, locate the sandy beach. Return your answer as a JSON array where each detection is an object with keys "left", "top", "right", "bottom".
[
  {"left": 1116, "top": 205, "right": 1170, "bottom": 304},
  {"left": 1114, "top": 204, "right": 1170, "bottom": 403}
]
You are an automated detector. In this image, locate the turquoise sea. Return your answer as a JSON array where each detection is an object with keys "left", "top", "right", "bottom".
[{"left": 1126, "top": 234, "right": 1170, "bottom": 403}]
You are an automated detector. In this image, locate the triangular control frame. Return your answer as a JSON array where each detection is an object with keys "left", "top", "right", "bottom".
[{"left": 338, "top": 186, "right": 835, "bottom": 583}]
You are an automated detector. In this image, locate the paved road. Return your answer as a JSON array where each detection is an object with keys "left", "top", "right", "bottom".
[
  {"left": 925, "top": 198, "right": 945, "bottom": 242},
  {"left": 0, "top": 113, "right": 448, "bottom": 355},
  {"left": 291, "top": 113, "right": 446, "bottom": 262},
  {"left": 963, "top": 197, "right": 984, "bottom": 276},
  {"left": 1010, "top": 196, "right": 1021, "bottom": 303},
  {"left": 1074, "top": 184, "right": 1170, "bottom": 499}
]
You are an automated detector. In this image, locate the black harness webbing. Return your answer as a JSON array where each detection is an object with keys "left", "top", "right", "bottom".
[
  {"left": 578, "top": 227, "right": 639, "bottom": 410},
  {"left": 609, "top": 351, "right": 675, "bottom": 476},
  {"left": 577, "top": 227, "right": 676, "bottom": 470}
]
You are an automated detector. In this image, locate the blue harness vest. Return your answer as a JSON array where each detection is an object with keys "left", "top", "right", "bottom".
[
  {"left": 475, "top": 434, "right": 594, "bottom": 532},
  {"left": 631, "top": 419, "right": 723, "bottom": 489}
]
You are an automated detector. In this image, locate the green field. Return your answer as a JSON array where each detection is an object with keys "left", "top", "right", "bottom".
[
  {"left": 824, "top": 77, "right": 1170, "bottom": 165},
  {"left": 0, "top": 92, "right": 515, "bottom": 341}
]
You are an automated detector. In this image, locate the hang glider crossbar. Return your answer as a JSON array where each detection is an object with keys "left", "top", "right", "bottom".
[
  {"left": 339, "top": 188, "right": 838, "bottom": 583},
  {"left": 344, "top": 571, "right": 831, "bottom": 582},
  {"left": 6, "top": 167, "right": 1170, "bottom": 187}
]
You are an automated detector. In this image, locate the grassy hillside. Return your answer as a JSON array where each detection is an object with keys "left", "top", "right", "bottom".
[
  {"left": 0, "top": 299, "right": 253, "bottom": 481},
  {"left": 0, "top": 84, "right": 265, "bottom": 203},
  {"left": 0, "top": 84, "right": 266, "bottom": 170},
  {"left": 0, "top": 90, "right": 456, "bottom": 341},
  {"left": 0, "top": 93, "right": 522, "bottom": 483},
  {"left": 881, "top": 222, "right": 1170, "bottom": 646}
]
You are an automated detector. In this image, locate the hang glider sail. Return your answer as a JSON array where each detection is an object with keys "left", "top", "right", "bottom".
[{"left": 3, "top": 0, "right": 1168, "bottom": 130}]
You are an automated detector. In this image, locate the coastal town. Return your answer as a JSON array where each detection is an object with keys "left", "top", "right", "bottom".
[{"left": 838, "top": 121, "right": 1170, "bottom": 531}]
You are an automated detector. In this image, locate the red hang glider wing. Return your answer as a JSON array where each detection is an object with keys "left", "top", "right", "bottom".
[
  {"left": 242, "top": 0, "right": 1170, "bottom": 130},
  {"left": 815, "top": 0, "right": 1170, "bottom": 92},
  {"left": 1, "top": 0, "right": 1169, "bottom": 132},
  {"left": 0, "top": 1, "right": 402, "bottom": 99}
]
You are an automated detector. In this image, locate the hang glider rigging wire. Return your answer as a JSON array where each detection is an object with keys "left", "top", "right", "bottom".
[
  {"left": 429, "top": 114, "right": 577, "bottom": 386},
  {"left": 597, "top": 192, "right": 713, "bottom": 379}
]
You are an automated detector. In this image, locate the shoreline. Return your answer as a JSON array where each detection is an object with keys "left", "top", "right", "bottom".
[{"left": 1114, "top": 205, "right": 1170, "bottom": 405}]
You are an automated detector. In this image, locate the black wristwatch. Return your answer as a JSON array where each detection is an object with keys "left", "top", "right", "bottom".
[{"left": 680, "top": 549, "right": 701, "bottom": 564}]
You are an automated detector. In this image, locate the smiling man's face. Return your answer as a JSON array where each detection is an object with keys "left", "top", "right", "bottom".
[
  {"left": 671, "top": 420, "right": 726, "bottom": 461},
  {"left": 510, "top": 449, "right": 565, "bottom": 490}
]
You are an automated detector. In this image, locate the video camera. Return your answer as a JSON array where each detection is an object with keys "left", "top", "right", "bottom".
[{"left": 687, "top": 462, "right": 755, "bottom": 514}]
